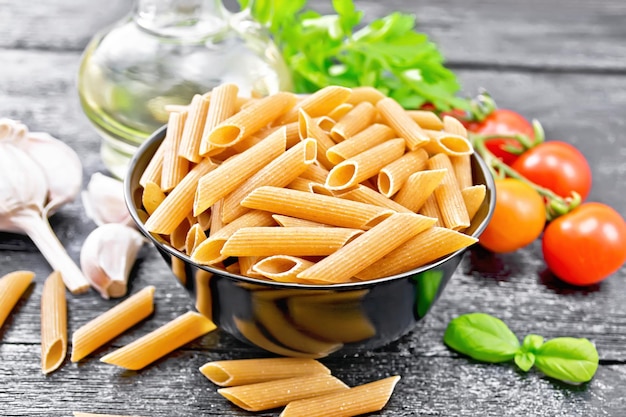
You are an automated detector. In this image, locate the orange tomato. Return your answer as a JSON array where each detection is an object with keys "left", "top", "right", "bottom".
[{"left": 480, "top": 178, "right": 546, "bottom": 253}]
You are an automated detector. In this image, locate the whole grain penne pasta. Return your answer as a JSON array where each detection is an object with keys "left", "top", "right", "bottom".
[
  {"left": 406, "top": 110, "right": 444, "bottom": 130},
  {"left": 209, "top": 199, "right": 224, "bottom": 237},
  {"left": 299, "top": 163, "right": 330, "bottom": 184},
  {"left": 314, "top": 116, "right": 336, "bottom": 132},
  {"left": 199, "top": 83, "right": 239, "bottom": 156},
  {"left": 178, "top": 94, "right": 211, "bottom": 162},
  {"left": 41, "top": 271, "right": 67, "bottom": 374},
  {"left": 241, "top": 186, "right": 394, "bottom": 230},
  {"left": 327, "top": 103, "right": 354, "bottom": 121},
  {"left": 451, "top": 154, "right": 473, "bottom": 190},
  {"left": 141, "top": 181, "right": 166, "bottom": 215},
  {"left": 330, "top": 101, "right": 376, "bottom": 142},
  {"left": 336, "top": 184, "right": 413, "bottom": 213},
  {"left": 71, "top": 286, "right": 156, "bottom": 362},
  {"left": 100, "top": 311, "right": 216, "bottom": 370},
  {"left": 139, "top": 138, "right": 164, "bottom": 188},
  {"left": 346, "top": 86, "right": 386, "bottom": 105},
  {"left": 170, "top": 216, "right": 191, "bottom": 251},
  {"left": 191, "top": 210, "right": 276, "bottom": 265},
  {"left": 221, "top": 138, "right": 317, "bottom": 223},
  {"left": 272, "top": 215, "right": 331, "bottom": 228},
  {"left": 325, "top": 138, "right": 406, "bottom": 191},
  {"left": 356, "top": 227, "right": 478, "bottom": 280},
  {"left": 423, "top": 131, "right": 473, "bottom": 156},
  {"left": 392, "top": 169, "right": 447, "bottom": 212},
  {"left": 326, "top": 123, "right": 395, "bottom": 165},
  {"left": 277, "top": 85, "right": 351, "bottom": 124},
  {"left": 297, "top": 213, "right": 436, "bottom": 284},
  {"left": 257, "top": 121, "right": 301, "bottom": 149},
  {"left": 286, "top": 177, "right": 318, "bottom": 193},
  {"left": 377, "top": 148, "right": 428, "bottom": 197},
  {"left": 419, "top": 194, "right": 443, "bottom": 227},
  {"left": 238, "top": 256, "right": 263, "bottom": 278},
  {"left": 253, "top": 298, "right": 343, "bottom": 355},
  {"left": 161, "top": 111, "right": 189, "bottom": 191},
  {"left": 280, "top": 376, "right": 401, "bottom": 417},
  {"left": 0, "top": 270, "right": 34, "bottom": 329},
  {"left": 144, "top": 158, "right": 217, "bottom": 235},
  {"left": 427, "top": 153, "right": 470, "bottom": 230},
  {"left": 376, "top": 97, "right": 429, "bottom": 150},
  {"left": 185, "top": 223, "right": 207, "bottom": 255},
  {"left": 221, "top": 226, "right": 363, "bottom": 257},
  {"left": 200, "top": 357, "right": 331, "bottom": 387},
  {"left": 194, "top": 127, "right": 287, "bottom": 215},
  {"left": 443, "top": 114, "right": 468, "bottom": 137},
  {"left": 219, "top": 374, "right": 349, "bottom": 412},
  {"left": 299, "top": 110, "right": 336, "bottom": 169},
  {"left": 252, "top": 255, "right": 316, "bottom": 281},
  {"left": 461, "top": 184, "right": 487, "bottom": 222},
  {"left": 206, "top": 92, "right": 296, "bottom": 148}
]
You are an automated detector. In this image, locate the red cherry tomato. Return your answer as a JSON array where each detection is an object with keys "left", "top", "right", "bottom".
[
  {"left": 473, "top": 109, "right": 534, "bottom": 166},
  {"left": 542, "top": 203, "right": 626, "bottom": 286},
  {"left": 479, "top": 178, "right": 546, "bottom": 253},
  {"left": 511, "top": 141, "right": 592, "bottom": 200}
]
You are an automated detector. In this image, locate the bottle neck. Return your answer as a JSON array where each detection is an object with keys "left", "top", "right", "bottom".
[{"left": 134, "top": 0, "right": 228, "bottom": 38}]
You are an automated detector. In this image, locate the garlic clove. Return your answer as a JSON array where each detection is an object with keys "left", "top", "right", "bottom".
[
  {"left": 21, "top": 132, "right": 83, "bottom": 217},
  {"left": 80, "top": 223, "right": 146, "bottom": 299},
  {"left": 81, "top": 172, "right": 134, "bottom": 227},
  {"left": 0, "top": 118, "right": 28, "bottom": 142}
]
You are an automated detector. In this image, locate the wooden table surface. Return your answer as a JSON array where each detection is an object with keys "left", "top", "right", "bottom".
[{"left": 2, "top": 1, "right": 626, "bottom": 416}]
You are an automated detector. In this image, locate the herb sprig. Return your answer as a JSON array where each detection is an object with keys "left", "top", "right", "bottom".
[
  {"left": 239, "top": 0, "right": 468, "bottom": 111},
  {"left": 444, "top": 313, "right": 599, "bottom": 384}
]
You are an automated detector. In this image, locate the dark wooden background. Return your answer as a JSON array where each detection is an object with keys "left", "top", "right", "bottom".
[{"left": 1, "top": 0, "right": 626, "bottom": 415}]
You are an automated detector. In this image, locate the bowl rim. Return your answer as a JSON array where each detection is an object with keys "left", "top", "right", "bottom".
[{"left": 124, "top": 125, "right": 496, "bottom": 290}]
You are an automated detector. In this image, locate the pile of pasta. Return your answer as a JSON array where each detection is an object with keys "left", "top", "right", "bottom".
[
  {"left": 200, "top": 357, "right": 400, "bottom": 416},
  {"left": 139, "top": 84, "right": 486, "bottom": 284}
]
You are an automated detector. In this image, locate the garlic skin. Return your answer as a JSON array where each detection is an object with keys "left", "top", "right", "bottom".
[
  {"left": 82, "top": 173, "right": 134, "bottom": 227},
  {"left": 80, "top": 223, "right": 145, "bottom": 299}
]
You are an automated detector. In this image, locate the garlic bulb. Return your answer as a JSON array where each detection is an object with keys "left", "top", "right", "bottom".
[
  {"left": 0, "top": 119, "right": 89, "bottom": 294},
  {"left": 80, "top": 223, "right": 145, "bottom": 299},
  {"left": 82, "top": 173, "right": 134, "bottom": 227}
]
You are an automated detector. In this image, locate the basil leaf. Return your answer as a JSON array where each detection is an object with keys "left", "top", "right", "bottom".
[
  {"left": 522, "top": 334, "right": 544, "bottom": 353},
  {"left": 444, "top": 313, "right": 520, "bottom": 363},
  {"left": 514, "top": 351, "right": 535, "bottom": 372},
  {"left": 534, "top": 337, "right": 599, "bottom": 383}
]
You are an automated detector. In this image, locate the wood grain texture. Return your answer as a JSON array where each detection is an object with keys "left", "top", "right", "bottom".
[{"left": 2, "top": 0, "right": 626, "bottom": 415}]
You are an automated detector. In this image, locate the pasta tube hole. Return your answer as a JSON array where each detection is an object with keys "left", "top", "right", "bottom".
[
  {"left": 326, "top": 163, "right": 357, "bottom": 190},
  {"left": 377, "top": 173, "right": 392, "bottom": 196},
  {"left": 43, "top": 340, "right": 66, "bottom": 374},
  {"left": 200, "top": 364, "right": 233, "bottom": 386},
  {"left": 208, "top": 125, "right": 242, "bottom": 147}
]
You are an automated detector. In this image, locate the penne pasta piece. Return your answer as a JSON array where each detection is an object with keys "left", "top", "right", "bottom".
[
  {"left": 194, "top": 270, "right": 213, "bottom": 320},
  {"left": 377, "top": 148, "right": 429, "bottom": 197},
  {"left": 139, "top": 138, "right": 164, "bottom": 188},
  {"left": 144, "top": 158, "right": 217, "bottom": 235},
  {"left": 170, "top": 216, "right": 191, "bottom": 251},
  {"left": 239, "top": 256, "right": 263, "bottom": 278},
  {"left": 253, "top": 298, "right": 343, "bottom": 355},
  {"left": 197, "top": 210, "right": 212, "bottom": 231},
  {"left": 257, "top": 121, "right": 301, "bottom": 149},
  {"left": 330, "top": 101, "right": 376, "bottom": 142},
  {"left": 73, "top": 413, "right": 147, "bottom": 417},
  {"left": 277, "top": 86, "right": 351, "bottom": 124},
  {"left": 346, "top": 86, "right": 386, "bottom": 105},
  {"left": 376, "top": 97, "right": 429, "bottom": 150},
  {"left": 451, "top": 154, "right": 473, "bottom": 190},
  {"left": 161, "top": 111, "right": 189, "bottom": 192},
  {"left": 178, "top": 94, "right": 211, "bottom": 162},
  {"left": 443, "top": 114, "right": 468, "bottom": 137},
  {"left": 461, "top": 184, "right": 487, "bottom": 222},
  {"left": 393, "top": 169, "right": 446, "bottom": 213},
  {"left": 272, "top": 215, "right": 330, "bottom": 228},
  {"left": 206, "top": 92, "right": 296, "bottom": 148},
  {"left": 0, "top": 270, "right": 34, "bottom": 329},
  {"left": 185, "top": 223, "right": 207, "bottom": 255},
  {"left": 218, "top": 374, "right": 349, "bottom": 412},
  {"left": 356, "top": 227, "right": 478, "bottom": 280},
  {"left": 419, "top": 194, "right": 443, "bottom": 227},
  {"left": 337, "top": 184, "right": 413, "bottom": 213},
  {"left": 209, "top": 199, "right": 224, "bottom": 237},
  {"left": 427, "top": 153, "right": 470, "bottom": 230},
  {"left": 141, "top": 181, "right": 166, "bottom": 215},
  {"left": 286, "top": 177, "right": 317, "bottom": 193},
  {"left": 326, "top": 123, "right": 395, "bottom": 165},
  {"left": 423, "top": 130, "right": 473, "bottom": 157},
  {"left": 299, "top": 110, "right": 336, "bottom": 169},
  {"left": 221, "top": 226, "right": 363, "bottom": 257},
  {"left": 326, "top": 138, "right": 406, "bottom": 191},
  {"left": 225, "top": 261, "right": 241, "bottom": 274},
  {"left": 199, "top": 83, "right": 239, "bottom": 156},
  {"left": 327, "top": 103, "right": 354, "bottom": 121},
  {"left": 200, "top": 357, "right": 331, "bottom": 387},
  {"left": 299, "top": 163, "right": 330, "bottom": 184},
  {"left": 241, "top": 186, "right": 394, "bottom": 230},
  {"left": 193, "top": 127, "right": 287, "bottom": 215},
  {"left": 41, "top": 271, "right": 67, "bottom": 374},
  {"left": 297, "top": 213, "right": 436, "bottom": 284},
  {"left": 280, "top": 375, "right": 401, "bottom": 417},
  {"left": 221, "top": 138, "right": 317, "bottom": 223},
  {"left": 406, "top": 110, "right": 444, "bottom": 130},
  {"left": 252, "top": 255, "right": 316, "bottom": 281},
  {"left": 100, "top": 311, "right": 216, "bottom": 370},
  {"left": 71, "top": 286, "right": 156, "bottom": 362},
  {"left": 314, "top": 116, "right": 336, "bottom": 133}
]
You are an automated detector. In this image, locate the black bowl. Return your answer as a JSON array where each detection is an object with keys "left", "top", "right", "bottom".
[{"left": 125, "top": 126, "right": 496, "bottom": 358}]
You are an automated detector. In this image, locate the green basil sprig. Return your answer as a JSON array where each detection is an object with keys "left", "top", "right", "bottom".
[{"left": 444, "top": 313, "right": 599, "bottom": 384}]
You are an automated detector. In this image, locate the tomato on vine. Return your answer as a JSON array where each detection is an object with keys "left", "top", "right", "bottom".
[
  {"left": 542, "top": 203, "right": 626, "bottom": 286},
  {"left": 479, "top": 178, "right": 546, "bottom": 253},
  {"left": 472, "top": 109, "right": 535, "bottom": 166}
]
